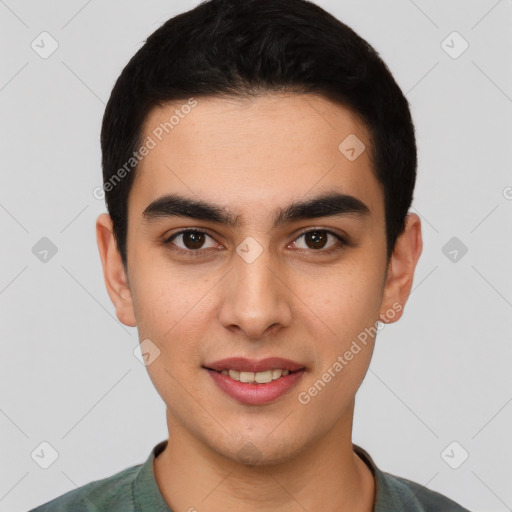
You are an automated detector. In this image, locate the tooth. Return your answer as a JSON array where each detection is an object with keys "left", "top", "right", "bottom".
[
  {"left": 225, "top": 368, "right": 292, "bottom": 383},
  {"left": 239, "top": 371, "right": 255, "bottom": 383},
  {"left": 229, "top": 369, "right": 240, "bottom": 381},
  {"left": 272, "top": 369, "right": 283, "bottom": 380},
  {"left": 255, "top": 370, "right": 273, "bottom": 383}
]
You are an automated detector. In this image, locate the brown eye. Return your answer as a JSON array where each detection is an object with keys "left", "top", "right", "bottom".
[
  {"left": 292, "top": 229, "right": 346, "bottom": 252},
  {"left": 165, "top": 230, "right": 219, "bottom": 253},
  {"left": 303, "top": 230, "right": 328, "bottom": 249},
  {"left": 181, "top": 231, "right": 206, "bottom": 250}
]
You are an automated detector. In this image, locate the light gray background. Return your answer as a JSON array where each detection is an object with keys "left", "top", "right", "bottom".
[{"left": 1, "top": 1, "right": 511, "bottom": 511}]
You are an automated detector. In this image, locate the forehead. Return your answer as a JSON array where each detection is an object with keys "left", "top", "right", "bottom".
[{"left": 130, "top": 93, "right": 383, "bottom": 224}]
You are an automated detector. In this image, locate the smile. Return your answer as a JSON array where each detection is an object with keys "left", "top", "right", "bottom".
[{"left": 210, "top": 368, "right": 294, "bottom": 384}]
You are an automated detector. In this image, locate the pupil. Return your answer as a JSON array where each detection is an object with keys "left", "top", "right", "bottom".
[
  {"left": 306, "top": 231, "right": 327, "bottom": 249},
  {"left": 184, "top": 231, "right": 205, "bottom": 250}
]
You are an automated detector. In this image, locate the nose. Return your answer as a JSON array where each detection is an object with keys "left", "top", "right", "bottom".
[{"left": 218, "top": 247, "right": 293, "bottom": 340}]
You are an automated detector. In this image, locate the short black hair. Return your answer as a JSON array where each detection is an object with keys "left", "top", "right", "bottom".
[{"left": 101, "top": 0, "right": 417, "bottom": 269}]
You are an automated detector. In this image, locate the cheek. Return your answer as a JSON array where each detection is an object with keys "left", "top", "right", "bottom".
[
  {"left": 301, "top": 259, "right": 384, "bottom": 340},
  {"left": 133, "top": 276, "right": 206, "bottom": 410},
  {"left": 293, "top": 268, "right": 381, "bottom": 422},
  {"left": 129, "top": 261, "right": 219, "bottom": 382},
  {"left": 129, "top": 251, "right": 205, "bottom": 336}
]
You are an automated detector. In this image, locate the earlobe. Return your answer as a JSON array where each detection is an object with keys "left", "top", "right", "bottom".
[
  {"left": 96, "top": 213, "right": 137, "bottom": 327},
  {"left": 379, "top": 213, "right": 423, "bottom": 324}
]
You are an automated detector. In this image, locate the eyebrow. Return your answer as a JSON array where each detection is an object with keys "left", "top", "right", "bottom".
[{"left": 141, "top": 191, "right": 371, "bottom": 228}]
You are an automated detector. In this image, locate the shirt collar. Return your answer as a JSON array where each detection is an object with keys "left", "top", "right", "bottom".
[
  {"left": 134, "top": 440, "right": 423, "bottom": 512},
  {"left": 133, "top": 440, "right": 173, "bottom": 512},
  {"left": 353, "top": 443, "right": 424, "bottom": 511}
]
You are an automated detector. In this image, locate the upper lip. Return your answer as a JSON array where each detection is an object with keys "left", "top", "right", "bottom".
[{"left": 204, "top": 357, "right": 305, "bottom": 373}]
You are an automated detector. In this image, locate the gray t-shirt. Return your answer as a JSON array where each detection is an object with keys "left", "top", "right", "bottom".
[{"left": 28, "top": 440, "right": 471, "bottom": 511}]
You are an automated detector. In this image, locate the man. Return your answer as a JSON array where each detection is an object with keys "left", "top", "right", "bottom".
[{"left": 29, "top": 0, "right": 470, "bottom": 510}]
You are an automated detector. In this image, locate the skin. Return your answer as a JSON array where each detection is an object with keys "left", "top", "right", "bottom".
[{"left": 96, "top": 93, "right": 422, "bottom": 512}]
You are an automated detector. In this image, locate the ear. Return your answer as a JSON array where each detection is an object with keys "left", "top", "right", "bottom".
[
  {"left": 96, "top": 213, "right": 137, "bottom": 327},
  {"left": 379, "top": 213, "right": 423, "bottom": 324}
]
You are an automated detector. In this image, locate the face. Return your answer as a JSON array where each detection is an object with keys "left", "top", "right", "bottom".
[{"left": 97, "top": 93, "right": 421, "bottom": 465}]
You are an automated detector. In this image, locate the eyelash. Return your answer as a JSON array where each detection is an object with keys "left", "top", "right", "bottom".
[{"left": 163, "top": 228, "right": 348, "bottom": 257}]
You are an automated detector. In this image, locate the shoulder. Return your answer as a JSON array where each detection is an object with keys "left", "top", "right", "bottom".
[
  {"left": 379, "top": 470, "right": 472, "bottom": 512},
  {"left": 27, "top": 463, "right": 142, "bottom": 512}
]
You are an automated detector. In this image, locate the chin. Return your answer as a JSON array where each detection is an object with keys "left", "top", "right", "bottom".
[{"left": 216, "top": 432, "right": 307, "bottom": 468}]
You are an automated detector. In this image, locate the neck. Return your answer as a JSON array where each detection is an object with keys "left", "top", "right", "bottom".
[{"left": 154, "top": 402, "right": 375, "bottom": 512}]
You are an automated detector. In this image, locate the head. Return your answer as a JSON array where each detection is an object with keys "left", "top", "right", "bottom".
[{"left": 97, "top": 0, "right": 422, "bottom": 465}]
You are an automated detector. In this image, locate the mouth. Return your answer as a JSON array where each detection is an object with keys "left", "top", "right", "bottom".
[
  {"left": 203, "top": 357, "right": 306, "bottom": 405},
  {"left": 203, "top": 356, "right": 305, "bottom": 380},
  {"left": 205, "top": 367, "right": 303, "bottom": 384}
]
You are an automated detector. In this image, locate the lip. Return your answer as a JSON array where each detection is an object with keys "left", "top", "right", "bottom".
[
  {"left": 204, "top": 357, "right": 305, "bottom": 373},
  {"left": 205, "top": 367, "right": 306, "bottom": 405}
]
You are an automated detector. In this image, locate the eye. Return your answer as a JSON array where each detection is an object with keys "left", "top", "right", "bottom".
[
  {"left": 163, "top": 228, "right": 347, "bottom": 257},
  {"left": 291, "top": 229, "right": 346, "bottom": 253},
  {"left": 164, "top": 229, "right": 220, "bottom": 254}
]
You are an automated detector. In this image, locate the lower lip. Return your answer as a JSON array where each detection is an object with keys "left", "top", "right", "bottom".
[{"left": 206, "top": 369, "right": 306, "bottom": 405}]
